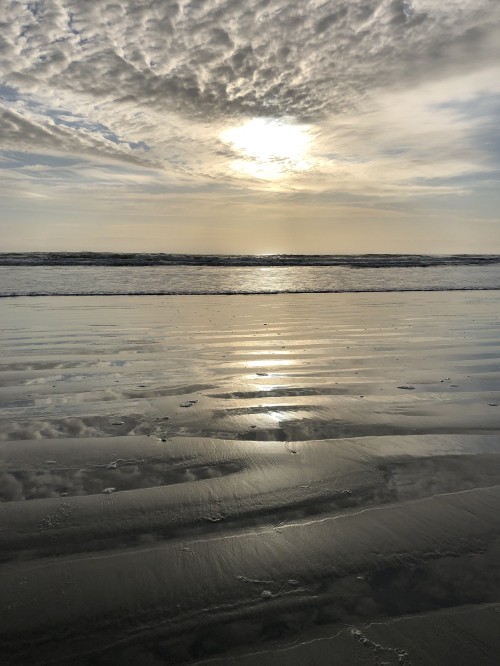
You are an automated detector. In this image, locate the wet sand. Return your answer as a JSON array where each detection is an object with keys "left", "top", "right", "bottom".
[{"left": 1, "top": 291, "right": 500, "bottom": 664}]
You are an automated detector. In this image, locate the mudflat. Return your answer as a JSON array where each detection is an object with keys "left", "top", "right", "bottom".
[{"left": 1, "top": 291, "right": 500, "bottom": 665}]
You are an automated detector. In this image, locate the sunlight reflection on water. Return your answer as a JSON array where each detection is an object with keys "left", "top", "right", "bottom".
[{"left": 2, "top": 264, "right": 500, "bottom": 296}]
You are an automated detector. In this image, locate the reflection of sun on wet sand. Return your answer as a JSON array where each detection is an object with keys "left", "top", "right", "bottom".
[{"left": 1, "top": 291, "right": 500, "bottom": 665}]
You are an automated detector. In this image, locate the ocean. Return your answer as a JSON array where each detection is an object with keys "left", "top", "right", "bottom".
[{"left": 1, "top": 253, "right": 500, "bottom": 296}]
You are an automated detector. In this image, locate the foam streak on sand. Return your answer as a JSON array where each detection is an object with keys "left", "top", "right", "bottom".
[{"left": 1, "top": 291, "right": 500, "bottom": 665}]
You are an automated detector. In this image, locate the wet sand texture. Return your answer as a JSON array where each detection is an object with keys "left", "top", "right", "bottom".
[{"left": 1, "top": 291, "right": 500, "bottom": 664}]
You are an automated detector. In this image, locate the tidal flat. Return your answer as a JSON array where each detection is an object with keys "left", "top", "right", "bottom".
[{"left": 1, "top": 291, "right": 500, "bottom": 665}]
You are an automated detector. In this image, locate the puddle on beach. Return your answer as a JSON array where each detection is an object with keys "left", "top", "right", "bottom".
[{"left": 0, "top": 460, "right": 243, "bottom": 502}]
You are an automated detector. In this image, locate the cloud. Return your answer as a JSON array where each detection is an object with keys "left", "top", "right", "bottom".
[
  {"left": 3, "top": 1, "right": 499, "bottom": 118},
  {"left": 0, "top": 0, "right": 499, "bottom": 218},
  {"left": 0, "top": 105, "right": 156, "bottom": 167}
]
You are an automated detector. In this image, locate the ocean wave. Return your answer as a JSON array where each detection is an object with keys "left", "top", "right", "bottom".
[
  {"left": 2, "top": 286, "right": 500, "bottom": 298},
  {"left": 1, "top": 252, "right": 500, "bottom": 268}
]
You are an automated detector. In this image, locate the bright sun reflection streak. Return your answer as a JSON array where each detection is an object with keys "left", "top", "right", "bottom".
[
  {"left": 247, "top": 359, "right": 295, "bottom": 368},
  {"left": 221, "top": 118, "right": 312, "bottom": 180}
]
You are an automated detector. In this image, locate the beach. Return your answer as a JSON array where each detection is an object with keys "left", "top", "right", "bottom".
[{"left": 1, "top": 290, "right": 500, "bottom": 664}]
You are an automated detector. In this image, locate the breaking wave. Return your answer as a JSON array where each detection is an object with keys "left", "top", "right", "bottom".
[{"left": 1, "top": 252, "right": 500, "bottom": 268}]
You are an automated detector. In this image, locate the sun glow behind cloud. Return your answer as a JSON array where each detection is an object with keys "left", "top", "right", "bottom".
[{"left": 221, "top": 118, "right": 313, "bottom": 181}]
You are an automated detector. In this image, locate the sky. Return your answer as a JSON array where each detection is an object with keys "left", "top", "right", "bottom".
[{"left": 1, "top": 0, "right": 500, "bottom": 254}]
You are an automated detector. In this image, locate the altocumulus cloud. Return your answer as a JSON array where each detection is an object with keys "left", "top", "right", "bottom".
[{"left": 0, "top": 0, "right": 500, "bottom": 221}]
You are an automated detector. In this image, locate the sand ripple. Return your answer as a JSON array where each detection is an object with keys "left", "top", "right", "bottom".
[{"left": 1, "top": 292, "right": 500, "bottom": 664}]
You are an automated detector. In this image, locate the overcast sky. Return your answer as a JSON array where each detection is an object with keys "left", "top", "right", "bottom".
[{"left": 1, "top": 0, "right": 499, "bottom": 253}]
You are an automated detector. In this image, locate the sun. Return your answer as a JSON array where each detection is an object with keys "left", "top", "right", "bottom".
[{"left": 221, "top": 117, "right": 312, "bottom": 181}]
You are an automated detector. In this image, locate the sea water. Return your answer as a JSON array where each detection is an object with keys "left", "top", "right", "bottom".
[{"left": 1, "top": 254, "right": 500, "bottom": 296}]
